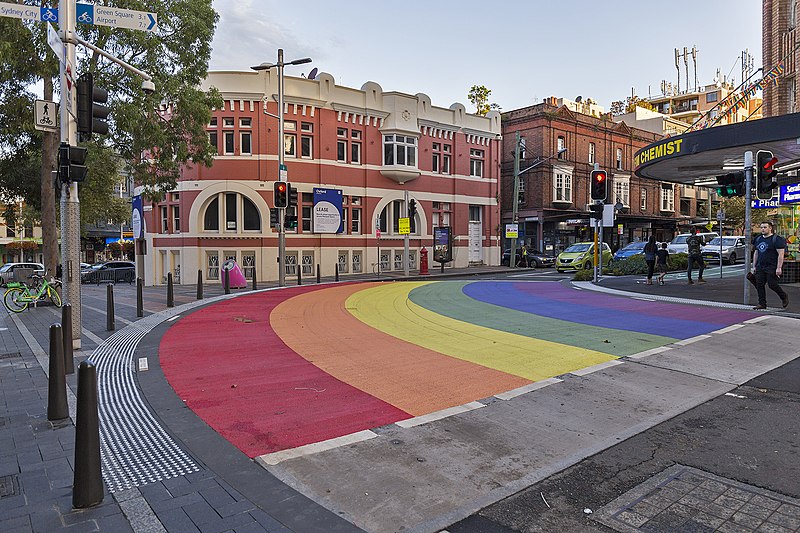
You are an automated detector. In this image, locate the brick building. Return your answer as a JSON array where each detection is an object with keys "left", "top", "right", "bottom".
[
  {"left": 763, "top": 0, "right": 800, "bottom": 116},
  {"left": 141, "top": 71, "right": 502, "bottom": 285},
  {"left": 501, "top": 98, "right": 688, "bottom": 253}
]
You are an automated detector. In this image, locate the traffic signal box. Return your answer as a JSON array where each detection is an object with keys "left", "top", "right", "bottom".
[
  {"left": 588, "top": 203, "right": 604, "bottom": 219},
  {"left": 288, "top": 186, "right": 298, "bottom": 209},
  {"left": 76, "top": 73, "right": 109, "bottom": 141},
  {"left": 274, "top": 181, "right": 288, "bottom": 208},
  {"left": 58, "top": 142, "right": 88, "bottom": 184},
  {"left": 756, "top": 150, "right": 779, "bottom": 200},
  {"left": 715, "top": 173, "right": 745, "bottom": 198},
  {"left": 408, "top": 198, "right": 417, "bottom": 219},
  {"left": 590, "top": 170, "right": 607, "bottom": 201}
]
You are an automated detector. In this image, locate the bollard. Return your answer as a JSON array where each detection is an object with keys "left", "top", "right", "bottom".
[
  {"left": 335, "top": 265, "right": 339, "bottom": 282},
  {"left": 223, "top": 268, "right": 230, "bottom": 295},
  {"left": 62, "top": 304, "right": 75, "bottom": 374},
  {"left": 297, "top": 266, "right": 302, "bottom": 286},
  {"left": 73, "top": 361, "right": 103, "bottom": 509},
  {"left": 136, "top": 278, "right": 144, "bottom": 317},
  {"left": 316, "top": 264, "right": 321, "bottom": 284},
  {"left": 252, "top": 268, "right": 257, "bottom": 291},
  {"left": 47, "top": 324, "right": 68, "bottom": 421},
  {"left": 167, "top": 272, "right": 175, "bottom": 307},
  {"left": 196, "top": 270, "right": 203, "bottom": 300},
  {"left": 106, "top": 284, "right": 115, "bottom": 331}
]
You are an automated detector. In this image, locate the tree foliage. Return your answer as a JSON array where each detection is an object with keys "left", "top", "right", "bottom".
[
  {"left": 468, "top": 85, "right": 501, "bottom": 116},
  {"left": 719, "top": 196, "right": 773, "bottom": 234},
  {"left": 610, "top": 95, "right": 656, "bottom": 116}
]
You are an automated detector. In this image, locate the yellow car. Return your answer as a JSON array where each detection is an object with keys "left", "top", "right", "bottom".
[{"left": 556, "top": 242, "right": 613, "bottom": 272}]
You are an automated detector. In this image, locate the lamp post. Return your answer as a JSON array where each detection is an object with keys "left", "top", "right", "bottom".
[
  {"left": 510, "top": 130, "right": 566, "bottom": 268},
  {"left": 252, "top": 50, "right": 312, "bottom": 287}
]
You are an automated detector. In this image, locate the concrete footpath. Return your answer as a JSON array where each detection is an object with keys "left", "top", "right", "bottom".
[{"left": 1, "top": 266, "right": 798, "bottom": 532}]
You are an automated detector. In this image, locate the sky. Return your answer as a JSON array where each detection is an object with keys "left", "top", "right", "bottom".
[{"left": 208, "top": 0, "right": 764, "bottom": 113}]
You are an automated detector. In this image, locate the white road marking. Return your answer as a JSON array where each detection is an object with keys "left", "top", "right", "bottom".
[
  {"left": 395, "top": 401, "right": 485, "bottom": 428},
  {"left": 255, "top": 430, "right": 378, "bottom": 466},
  {"left": 673, "top": 334, "right": 712, "bottom": 346},
  {"left": 495, "top": 378, "right": 562, "bottom": 400},
  {"left": 570, "top": 360, "right": 624, "bottom": 376}
]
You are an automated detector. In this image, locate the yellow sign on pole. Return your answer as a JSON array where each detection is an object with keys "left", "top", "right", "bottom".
[{"left": 398, "top": 217, "right": 410, "bottom": 235}]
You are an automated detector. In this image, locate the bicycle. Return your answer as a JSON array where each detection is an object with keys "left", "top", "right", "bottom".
[{"left": 3, "top": 275, "right": 62, "bottom": 313}]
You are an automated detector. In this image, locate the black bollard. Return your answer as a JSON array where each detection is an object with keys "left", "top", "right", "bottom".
[
  {"left": 196, "top": 270, "right": 203, "bottom": 300},
  {"left": 62, "top": 304, "right": 74, "bottom": 375},
  {"left": 440, "top": 262, "right": 445, "bottom": 274},
  {"left": 136, "top": 278, "right": 144, "bottom": 317},
  {"left": 297, "top": 266, "right": 302, "bottom": 286},
  {"left": 47, "top": 324, "right": 68, "bottom": 421},
  {"left": 73, "top": 361, "right": 103, "bottom": 509},
  {"left": 167, "top": 272, "right": 175, "bottom": 307},
  {"left": 335, "top": 265, "right": 339, "bottom": 282},
  {"left": 106, "top": 284, "right": 115, "bottom": 331},
  {"left": 252, "top": 268, "right": 257, "bottom": 291},
  {"left": 316, "top": 264, "right": 321, "bottom": 284},
  {"left": 223, "top": 268, "right": 230, "bottom": 295}
]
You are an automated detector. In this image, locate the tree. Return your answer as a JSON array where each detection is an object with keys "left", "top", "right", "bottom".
[
  {"left": 610, "top": 95, "right": 656, "bottom": 116},
  {"left": 718, "top": 197, "right": 772, "bottom": 234},
  {"left": 468, "top": 85, "right": 501, "bottom": 116}
]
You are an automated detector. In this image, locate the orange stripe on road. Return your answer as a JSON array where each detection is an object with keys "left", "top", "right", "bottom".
[{"left": 270, "top": 283, "right": 530, "bottom": 416}]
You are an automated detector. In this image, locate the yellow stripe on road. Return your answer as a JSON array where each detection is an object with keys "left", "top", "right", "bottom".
[{"left": 346, "top": 282, "right": 616, "bottom": 382}]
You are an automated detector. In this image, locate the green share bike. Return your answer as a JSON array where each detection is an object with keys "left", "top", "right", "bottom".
[{"left": 3, "top": 274, "right": 62, "bottom": 313}]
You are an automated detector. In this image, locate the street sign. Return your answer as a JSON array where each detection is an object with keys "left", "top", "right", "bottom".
[
  {"left": 398, "top": 217, "right": 410, "bottom": 235},
  {"left": 76, "top": 3, "right": 158, "bottom": 31},
  {"left": 279, "top": 164, "right": 288, "bottom": 181},
  {"left": 34, "top": 100, "right": 59, "bottom": 132},
  {"left": 716, "top": 209, "right": 726, "bottom": 221},
  {"left": 780, "top": 183, "right": 800, "bottom": 204},
  {"left": 505, "top": 223, "right": 518, "bottom": 239},
  {"left": 0, "top": 3, "right": 57, "bottom": 23},
  {"left": 751, "top": 198, "right": 780, "bottom": 209}
]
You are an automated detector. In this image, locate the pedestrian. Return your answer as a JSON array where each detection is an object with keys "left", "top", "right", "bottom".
[
  {"left": 686, "top": 228, "right": 706, "bottom": 284},
  {"left": 751, "top": 221, "right": 789, "bottom": 310},
  {"left": 520, "top": 244, "right": 528, "bottom": 267},
  {"left": 643, "top": 236, "right": 657, "bottom": 284},
  {"left": 655, "top": 242, "right": 669, "bottom": 285}
]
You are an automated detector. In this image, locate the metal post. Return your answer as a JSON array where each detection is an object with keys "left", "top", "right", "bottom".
[
  {"left": 277, "top": 49, "right": 286, "bottom": 288},
  {"left": 316, "top": 264, "right": 320, "bottom": 284},
  {"left": 167, "top": 271, "right": 175, "bottom": 306},
  {"left": 404, "top": 189, "right": 410, "bottom": 276},
  {"left": 48, "top": 323, "right": 68, "bottom": 420},
  {"left": 59, "top": 1, "right": 82, "bottom": 350},
  {"left": 335, "top": 264, "right": 339, "bottom": 282},
  {"left": 510, "top": 131, "right": 521, "bottom": 268},
  {"left": 73, "top": 360, "right": 103, "bottom": 509},
  {"left": 297, "top": 265, "right": 302, "bottom": 285},
  {"left": 106, "top": 284, "right": 114, "bottom": 331},
  {"left": 223, "top": 269, "right": 230, "bottom": 295},
  {"left": 62, "top": 304, "right": 74, "bottom": 375},
  {"left": 195, "top": 270, "right": 203, "bottom": 300},
  {"left": 593, "top": 218, "right": 599, "bottom": 283},
  {"left": 599, "top": 217, "right": 604, "bottom": 277},
  {"left": 252, "top": 267, "right": 257, "bottom": 290},
  {"left": 744, "top": 151, "right": 753, "bottom": 305},
  {"left": 136, "top": 277, "right": 144, "bottom": 316}
]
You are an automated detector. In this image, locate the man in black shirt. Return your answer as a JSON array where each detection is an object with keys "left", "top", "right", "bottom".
[{"left": 751, "top": 221, "right": 789, "bottom": 310}]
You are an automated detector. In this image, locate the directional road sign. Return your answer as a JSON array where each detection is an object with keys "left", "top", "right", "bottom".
[
  {"left": 76, "top": 3, "right": 157, "bottom": 31},
  {"left": 34, "top": 100, "right": 59, "bottom": 132},
  {"left": 0, "top": 2, "right": 57, "bottom": 23}
]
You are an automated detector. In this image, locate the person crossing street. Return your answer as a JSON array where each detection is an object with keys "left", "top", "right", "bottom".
[
  {"left": 686, "top": 228, "right": 706, "bottom": 284},
  {"left": 751, "top": 221, "right": 789, "bottom": 310}
]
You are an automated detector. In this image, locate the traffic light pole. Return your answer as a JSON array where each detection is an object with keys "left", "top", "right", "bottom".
[
  {"left": 277, "top": 49, "right": 286, "bottom": 287},
  {"left": 59, "top": 1, "right": 82, "bottom": 348},
  {"left": 744, "top": 151, "right": 753, "bottom": 305},
  {"left": 510, "top": 131, "right": 521, "bottom": 268},
  {"left": 403, "top": 189, "right": 410, "bottom": 276}
]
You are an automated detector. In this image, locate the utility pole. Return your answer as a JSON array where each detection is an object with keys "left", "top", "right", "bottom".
[
  {"left": 59, "top": 1, "right": 82, "bottom": 349},
  {"left": 276, "top": 49, "right": 287, "bottom": 287},
  {"left": 510, "top": 131, "right": 521, "bottom": 268},
  {"left": 744, "top": 150, "right": 753, "bottom": 305},
  {"left": 403, "top": 189, "right": 409, "bottom": 276}
]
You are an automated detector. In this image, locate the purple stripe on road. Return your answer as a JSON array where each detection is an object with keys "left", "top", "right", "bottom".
[{"left": 462, "top": 282, "right": 755, "bottom": 339}]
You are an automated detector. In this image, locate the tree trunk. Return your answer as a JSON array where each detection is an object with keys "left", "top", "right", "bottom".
[{"left": 41, "top": 76, "right": 59, "bottom": 276}]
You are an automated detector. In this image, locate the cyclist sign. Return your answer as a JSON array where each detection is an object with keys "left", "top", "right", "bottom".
[{"left": 76, "top": 3, "right": 158, "bottom": 31}]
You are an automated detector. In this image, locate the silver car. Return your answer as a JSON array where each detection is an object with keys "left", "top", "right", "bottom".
[
  {"left": 0, "top": 262, "right": 45, "bottom": 286},
  {"left": 702, "top": 236, "right": 746, "bottom": 265}
]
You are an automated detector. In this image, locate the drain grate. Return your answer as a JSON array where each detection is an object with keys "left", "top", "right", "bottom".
[
  {"left": 593, "top": 464, "right": 800, "bottom": 532},
  {"left": 0, "top": 352, "right": 21, "bottom": 360},
  {"left": 0, "top": 475, "right": 19, "bottom": 499}
]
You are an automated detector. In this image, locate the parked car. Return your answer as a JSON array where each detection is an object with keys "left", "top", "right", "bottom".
[
  {"left": 702, "top": 236, "right": 746, "bottom": 265},
  {"left": 0, "top": 262, "right": 45, "bottom": 286},
  {"left": 666, "top": 232, "right": 718, "bottom": 255},
  {"left": 612, "top": 241, "right": 648, "bottom": 261},
  {"left": 501, "top": 248, "right": 555, "bottom": 268},
  {"left": 81, "top": 261, "right": 136, "bottom": 284},
  {"left": 556, "top": 242, "right": 613, "bottom": 272}
]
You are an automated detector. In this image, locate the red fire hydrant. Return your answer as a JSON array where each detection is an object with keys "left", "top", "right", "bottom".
[{"left": 419, "top": 247, "right": 429, "bottom": 275}]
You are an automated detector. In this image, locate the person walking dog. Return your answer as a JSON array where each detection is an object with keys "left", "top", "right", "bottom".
[{"left": 751, "top": 221, "right": 789, "bottom": 310}]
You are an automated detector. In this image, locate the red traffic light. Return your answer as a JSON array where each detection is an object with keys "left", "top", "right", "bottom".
[
  {"left": 590, "top": 170, "right": 608, "bottom": 201},
  {"left": 276, "top": 183, "right": 287, "bottom": 193},
  {"left": 593, "top": 171, "right": 606, "bottom": 183},
  {"left": 274, "top": 181, "right": 289, "bottom": 208}
]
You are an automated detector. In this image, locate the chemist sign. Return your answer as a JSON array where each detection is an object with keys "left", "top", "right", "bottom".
[
  {"left": 780, "top": 183, "right": 800, "bottom": 205},
  {"left": 313, "top": 188, "right": 343, "bottom": 233}
]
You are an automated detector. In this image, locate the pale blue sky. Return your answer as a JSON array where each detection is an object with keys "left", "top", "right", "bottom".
[{"left": 210, "top": 0, "right": 763, "bottom": 113}]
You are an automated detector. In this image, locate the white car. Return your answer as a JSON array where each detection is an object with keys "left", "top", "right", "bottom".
[
  {"left": 0, "top": 262, "right": 45, "bottom": 286},
  {"left": 702, "top": 236, "right": 747, "bottom": 265},
  {"left": 666, "top": 232, "right": 718, "bottom": 255}
]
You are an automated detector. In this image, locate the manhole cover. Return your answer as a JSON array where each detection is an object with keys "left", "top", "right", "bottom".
[
  {"left": 593, "top": 464, "right": 800, "bottom": 532},
  {"left": 0, "top": 475, "right": 19, "bottom": 499}
]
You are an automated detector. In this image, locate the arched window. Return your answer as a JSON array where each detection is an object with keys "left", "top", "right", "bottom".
[
  {"left": 202, "top": 193, "right": 261, "bottom": 233},
  {"left": 377, "top": 200, "right": 418, "bottom": 235}
]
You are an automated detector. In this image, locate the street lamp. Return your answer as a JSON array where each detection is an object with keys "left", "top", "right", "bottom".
[
  {"left": 510, "top": 130, "right": 566, "bottom": 268},
  {"left": 251, "top": 50, "right": 312, "bottom": 287}
]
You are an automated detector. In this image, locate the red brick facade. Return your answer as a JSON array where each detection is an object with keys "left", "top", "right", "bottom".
[{"left": 763, "top": 0, "right": 800, "bottom": 116}]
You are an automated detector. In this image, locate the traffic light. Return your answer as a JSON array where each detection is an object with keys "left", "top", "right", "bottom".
[
  {"left": 590, "top": 170, "right": 607, "bottom": 201},
  {"left": 588, "top": 203, "right": 604, "bottom": 219},
  {"left": 284, "top": 215, "right": 298, "bottom": 229},
  {"left": 756, "top": 150, "right": 779, "bottom": 200},
  {"left": 715, "top": 173, "right": 745, "bottom": 198},
  {"left": 76, "top": 73, "right": 109, "bottom": 140},
  {"left": 288, "top": 186, "right": 298, "bottom": 209},
  {"left": 274, "top": 181, "right": 288, "bottom": 208},
  {"left": 269, "top": 209, "right": 278, "bottom": 228},
  {"left": 408, "top": 198, "right": 417, "bottom": 219},
  {"left": 58, "top": 142, "right": 88, "bottom": 184}
]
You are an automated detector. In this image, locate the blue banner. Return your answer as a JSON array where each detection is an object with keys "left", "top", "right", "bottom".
[
  {"left": 779, "top": 183, "right": 800, "bottom": 204},
  {"left": 313, "top": 188, "right": 343, "bottom": 233},
  {"left": 132, "top": 195, "right": 144, "bottom": 238}
]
